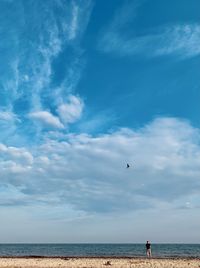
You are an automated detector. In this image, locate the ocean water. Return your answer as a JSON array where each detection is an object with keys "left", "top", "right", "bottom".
[{"left": 0, "top": 244, "right": 199, "bottom": 258}]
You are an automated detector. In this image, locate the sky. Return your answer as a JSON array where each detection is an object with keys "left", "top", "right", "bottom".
[{"left": 0, "top": 0, "right": 200, "bottom": 243}]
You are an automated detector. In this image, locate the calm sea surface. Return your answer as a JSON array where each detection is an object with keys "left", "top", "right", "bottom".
[{"left": 0, "top": 244, "right": 199, "bottom": 258}]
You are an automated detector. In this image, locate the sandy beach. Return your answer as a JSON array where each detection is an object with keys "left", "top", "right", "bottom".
[{"left": 0, "top": 257, "right": 200, "bottom": 268}]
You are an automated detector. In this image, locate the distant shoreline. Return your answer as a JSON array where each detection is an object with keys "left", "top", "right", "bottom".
[{"left": 0, "top": 256, "right": 200, "bottom": 260}]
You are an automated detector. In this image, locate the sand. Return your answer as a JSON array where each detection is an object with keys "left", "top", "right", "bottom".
[{"left": 0, "top": 257, "right": 200, "bottom": 268}]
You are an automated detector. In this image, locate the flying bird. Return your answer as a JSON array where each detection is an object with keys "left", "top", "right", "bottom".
[{"left": 126, "top": 163, "right": 130, "bottom": 168}]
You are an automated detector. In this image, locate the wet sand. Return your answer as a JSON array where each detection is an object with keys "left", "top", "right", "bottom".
[{"left": 0, "top": 257, "right": 200, "bottom": 268}]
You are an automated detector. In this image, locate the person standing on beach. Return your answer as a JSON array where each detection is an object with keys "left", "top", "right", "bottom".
[{"left": 146, "top": 241, "right": 152, "bottom": 257}]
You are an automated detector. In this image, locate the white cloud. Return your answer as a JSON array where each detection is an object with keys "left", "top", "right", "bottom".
[
  {"left": 57, "top": 95, "right": 84, "bottom": 124},
  {"left": 3, "top": 161, "right": 32, "bottom": 174},
  {"left": 0, "top": 117, "right": 200, "bottom": 215},
  {"left": 0, "top": 143, "right": 33, "bottom": 165},
  {"left": 29, "top": 111, "right": 64, "bottom": 129}
]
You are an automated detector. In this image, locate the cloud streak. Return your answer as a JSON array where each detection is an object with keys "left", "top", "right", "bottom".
[
  {"left": 99, "top": 24, "right": 200, "bottom": 59},
  {"left": 68, "top": 1, "right": 79, "bottom": 40},
  {"left": 98, "top": 2, "right": 200, "bottom": 59}
]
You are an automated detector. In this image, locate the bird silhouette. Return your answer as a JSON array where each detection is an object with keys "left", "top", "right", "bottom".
[{"left": 126, "top": 163, "right": 130, "bottom": 168}]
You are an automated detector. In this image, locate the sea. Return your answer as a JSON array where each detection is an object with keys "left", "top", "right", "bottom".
[{"left": 0, "top": 244, "right": 199, "bottom": 258}]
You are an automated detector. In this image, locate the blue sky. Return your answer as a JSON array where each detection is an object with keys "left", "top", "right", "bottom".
[{"left": 0, "top": 0, "right": 200, "bottom": 243}]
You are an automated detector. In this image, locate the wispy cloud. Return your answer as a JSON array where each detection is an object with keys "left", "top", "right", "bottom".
[
  {"left": 0, "top": 111, "right": 19, "bottom": 122},
  {"left": 0, "top": 0, "right": 93, "bottom": 142},
  {"left": 99, "top": 24, "right": 200, "bottom": 59},
  {"left": 68, "top": 1, "right": 79, "bottom": 40},
  {"left": 98, "top": 2, "right": 200, "bottom": 59},
  {"left": 155, "top": 24, "right": 200, "bottom": 58}
]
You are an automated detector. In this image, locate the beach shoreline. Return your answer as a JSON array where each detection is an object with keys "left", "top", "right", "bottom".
[
  {"left": 0, "top": 255, "right": 200, "bottom": 259},
  {"left": 0, "top": 257, "right": 200, "bottom": 268}
]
